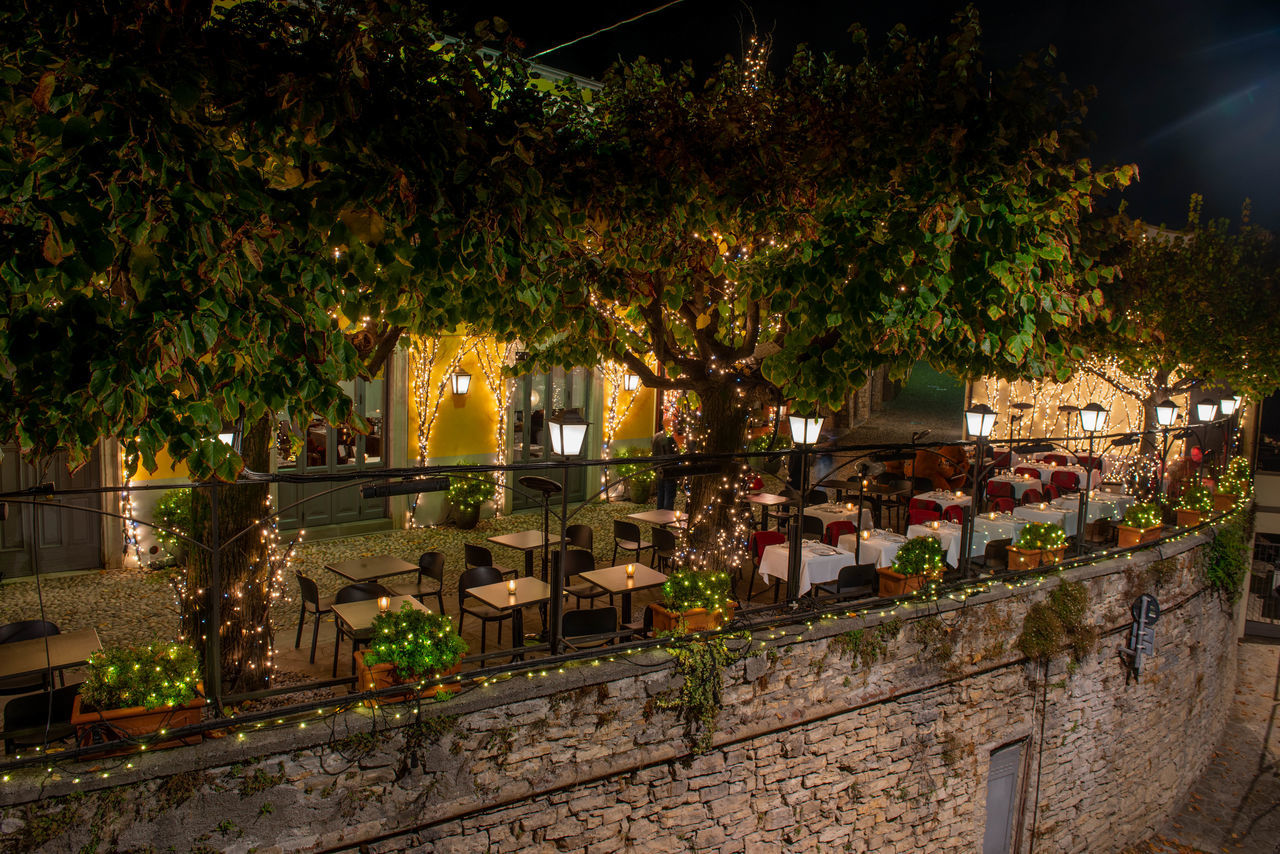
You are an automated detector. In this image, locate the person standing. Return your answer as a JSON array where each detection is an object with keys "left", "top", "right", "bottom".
[{"left": 652, "top": 428, "right": 678, "bottom": 511}]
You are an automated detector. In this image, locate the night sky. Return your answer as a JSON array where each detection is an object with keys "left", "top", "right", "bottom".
[{"left": 465, "top": 0, "right": 1280, "bottom": 228}]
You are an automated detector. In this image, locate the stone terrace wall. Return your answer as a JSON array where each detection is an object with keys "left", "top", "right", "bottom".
[{"left": 0, "top": 531, "right": 1239, "bottom": 854}]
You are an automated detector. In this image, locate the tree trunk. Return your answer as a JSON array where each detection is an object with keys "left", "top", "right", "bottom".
[
  {"left": 683, "top": 383, "right": 755, "bottom": 577},
  {"left": 186, "top": 418, "right": 273, "bottom": 700}
]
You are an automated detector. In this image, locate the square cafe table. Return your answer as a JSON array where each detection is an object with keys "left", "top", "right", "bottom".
[
  {"left": 626, "top": 509, "right": 688, "bottom": 529},
  {"left": 0, "top": 628, "right": 102, "bottom": 682},
  {"left": 326, "top": 555, "right": 417, "bottom": 584},
  {"left": 744, "top": 492, "right": 790, "bottom": 529},
  {"left": 579, "top": 563, "right": 668, "bottom": 618},
  {"left": 331, "top": 594, "right": 432, "bottom": 676},
  {"left": 487, "top": 530, "right": 563, "bottom": 579},
  {"left": 467, "top": 576, "right": 552, "bottom": 659},
  {"left": 758, "top": 540, "right": 856, "bottom": 597},
  {"left": 839, "top": 529, "right": 907, "bottom": 569}
]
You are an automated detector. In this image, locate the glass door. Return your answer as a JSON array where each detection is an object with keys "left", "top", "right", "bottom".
[{"left": 510, "top": 367, "right": 593, "bottom": 512}]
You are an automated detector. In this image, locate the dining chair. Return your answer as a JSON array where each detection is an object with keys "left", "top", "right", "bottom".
[
  {"left": 294, "top": 572, "right": 334, "bottom": 665},
  {"left": 611, "top": 520, "right": 652, "bottom": 566},
  {"left": 556, "top": 549, "right": 609, "bottom": 608},
  {"left": 3, "top": 683, "right": 80, "bottom": 755},
  {"left": 908, "top": 508, "right": 941, "bottom": 527},
  {"left": 991, "top": 450, "right": 1013, "bottom": 469},
  {"left": 565, "top": 524, "right": 594, "bottom": 552},
  {"left": 465, "top": 543, "right": 515, "bottom": 579},
  {"left": 562, "top": 607, "right": 619, "bottom": 651},
  {"left": 985, "top": 480, "right": 1013, "bottom": 499},
  {"left": 823, "top": 520, "right": 857, "bottom": 546},
  {"left": 804, "top": 489, "right": 829, "bottom": 506},
  {"left": 943, "top": 505, "right": 966, "bottom": 525},
  {"left": 1014, "top": 466, "right": 1041, "bottom": 480},
  {"left": 746, "top": 530, "right": 787, "bottom": 602},
  {"left": 982, "top": 538, "right": 1012, "bottom": 572},
  {"left": 796, "top": 514, "right": 824, "bottom": 541},
  {"left": 331, "top": 582, "right": 394, "bottom": 677},
  {"left": 1043, "top": 484, "right": 1061, "bottom": 500},
  {"left": 652, "top": 527, "right": 678, "bottom": 571},
  {"left": 813, "top": 563, "right": 878, "bottom": 600},
  {"left": 1050, "top": 470, "right": 1080, "bottom": 493},
  {"left": 1021, "top": 489, "right": 1043, "bottom": 505},
  {"left": 1042, "top": 454, "right": 1070, "bottom": 467},
  {"left": 0, "top": 620, "right": 62, "bottom": 695},
  {"left": 991, "top": 497, "right": 1016, "bottom": 514},
  {"left": 390, "top": 551, "right": 446, "bottom": 614},
  {"left": 457, "top": 566, "right": 514, "bottom": 654}
]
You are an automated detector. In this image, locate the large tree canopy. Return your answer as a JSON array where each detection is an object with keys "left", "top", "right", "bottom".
[{"left": 499, "top": 13, "right": 1135, "bottom": 426}]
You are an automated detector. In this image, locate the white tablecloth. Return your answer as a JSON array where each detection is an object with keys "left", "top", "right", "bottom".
[
  {"left": 1014, "top": 463, "right": 1100, "bottom": 489},
  {"left": 986, "top": 475, "right": 1043, "bottom": 500},
  {"left": 758, "top": 541, "right": 857, "bottom": 596},
  {"left": 1051, "top": 491, "right": 1136, "bottom": 523},
  {"left": 912, "top": 491, "right": 973, "bottom": 514},
  {"left": 804, "top": 503, "right": 874, "bottom": 532},
  {"left": 973, "top": 513, "right": 1029, "bottom": 543},
  {"left": 905, "top": 521, "right": 982, "bottom": 566},
  {"left": 839, "top": 530, "right": 906, "bottom": 569},
  {"left": 1014, "top": 503, "right": 1079, "bottom": 533}
]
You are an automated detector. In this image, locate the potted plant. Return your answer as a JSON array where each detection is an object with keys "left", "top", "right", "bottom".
[
  {"left": 877, "top": 536, "right": 945, "bottom": 596},
  {"left": 151, "top": 488, "right": 192, "bottom": 566},
  {"left": 650, "top": 567, "right": 736, "bottom": 633},
  {"left": 1214, "top": 458, "right": 1251, "bottom": 512},
  {"left": 747, "top": 434, "right": 791, "bottom": 476},
  {"left": 72, "top": 642, "right": 204, "bottom": 754},
  {"left": 1008, "top": 522, "right": 1067, "bottom": 569},
  {"left": 354, "top": 604, "right": 467, "bottom": 704},
  {"left": 447, "top": 466, "right": 495, "bottom": 529},
  {"left": 1175, "top": 483, "right": 1213, "bottom": 527},
  {"left": 1117, "top": 502, "right": 1163, "bottom": 548},
  {"left": 613, "top": 446, "right": 656, "bottom": 504}
]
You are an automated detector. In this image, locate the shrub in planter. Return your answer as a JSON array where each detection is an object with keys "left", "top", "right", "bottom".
[
  {"left": 1010, "top": 522, "right": 1068, "bottom": 568},
  {"left": 152, "top": 489, "right": 192, "bottom": 564},
  {"left": 447, "top": 466, "right": 495, "bottom": 529},
  {"left": 613, "top": 446, "right": 656, "bottom": 504},
  {"left": 878, "top": 536, "right": 944, "bottom": 596},
  {"left": 1214, "top": 458, "right": 1251, "bottom": 511},
  {"left": 651, "top": 567, "right": 735, "bottom": 633},
  {"left": 72, "top": 642, "right": 204, "bottom": 752},
  {"left": 1175, "top": 483, "right": 1213, "bottom": 527},
  {"left": 356, "top": 604, "right": 468, "bottom": 702},
  {"left": 1117, "top": 502, "right": 1163, "bottom": 547}
]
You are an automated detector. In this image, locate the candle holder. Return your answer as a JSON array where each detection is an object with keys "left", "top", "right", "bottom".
[
  {"left": 626, "top": 563, "right": 636, "bottom": 578},
  {"left": 377, "top": 595, "right": 391, "bottom": 614},
  {"left": 507, "top": 579, "right": 517, "bottom": 595},
  {"left": 930, "top": 520, "right": 940, "bottom": 530}
]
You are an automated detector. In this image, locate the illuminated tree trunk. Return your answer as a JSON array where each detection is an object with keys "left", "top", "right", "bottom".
[
  {"left": 684, "top": 383, "right": 755, "bottom": 578},
  {"left": 187, "top": 417, "right": 273, "bottom": 697}
]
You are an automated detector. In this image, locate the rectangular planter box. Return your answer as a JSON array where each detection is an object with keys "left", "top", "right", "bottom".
[
  {"left": 650, "top": 602, "right": 735, "bottom": 634},
  {"left": 353, "top": 652, "right": 462, "bottom": 707},
  {"left": 1175, "top": 508, "right": 1204, "bottom": 528},
  {"left": 1117, "top": 524, "right": 1163, "bottom": 549},
  {"left": 1213, "top": 494, "right": 1238, "bottom": 513},
  {"left": 71, "top": 693, "right": 205, "bottom": 757},
  {"left": 1005, "top": 546, "right": 1042, "bottom": 570},
  {"left": 1038, "top": 545, "right": 1068, "bottom": 566},
  {"left": 875, "top": 567, "right": 927, "bottom": 597}
]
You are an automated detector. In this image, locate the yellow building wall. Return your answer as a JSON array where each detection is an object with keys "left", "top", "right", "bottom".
[
  {"left": 406, "top": 336, "right": 501, "bottom": 461},
  {"left": 610, "top": 386, "right": 655, "bottom": 443}
]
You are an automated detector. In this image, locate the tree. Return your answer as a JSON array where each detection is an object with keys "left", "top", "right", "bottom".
[
  {"left": 495, "top": 13, "right": 1134, "bottom": 561},
  {"left": 0, "top": 0, "right": 545, "bottom": 694}
]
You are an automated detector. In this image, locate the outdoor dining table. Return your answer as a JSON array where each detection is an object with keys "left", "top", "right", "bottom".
[
  {"left": 1014, "top": 502, "right": 1079, "bottom": 532},
  {"left": 905, "top": 520, "right": 980, "bottom": 567},
  {"left": 578, "top": 563, "right": 667, "bottom": 619},
  {"left": 913, "top": 490, "right": 973, "bottom": 515},
  {"left": 1051, "top": 491, "right": 1136, "bottom": 524},
  {"left": 758, "top": 540, "right": 856, "bottom": 597},
  {"left": 837, "top": 529, "right": 906, "bottom": 569},
  {"left": 625, "top": 509, "right": 688, "bottom": 529},
  {"left": 0, "top": 628, "right": 102, "bottom": 682},
  {"left": 325, "top": 555, "right": 418, "bottom": 584},
  {"left": 331, "top": 594, "right": 432, "bottom": 676},
  {"left": 744, "top": 492, "right": 790, "bottom": 530},
  {"left": 803, "top": 502, "right": 874, "bottom": 533},
  {"left": 973, "top": 512, "right": 1029, "bottom": 543},
  {"left": 1015, "top": 462, "right": 1101, "bottom": 489},
  {"left": 466, "top": 576, "right": 552, "bottom": 660},
  {"left": 986, "top": 474, "right": 1044, "bottom": 500},
  {"left": 487, "top": 530, "right": 564, "bottom": 579}
]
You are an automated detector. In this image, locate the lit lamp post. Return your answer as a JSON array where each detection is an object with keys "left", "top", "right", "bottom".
[
  {"left": 1195, "top": 398, "right": 1218, "bottom": 479},
  {"left": 1154, "top": 398, "right": 1178, "bottom": 499},
  {"left": 1075, "top": 402, "right": 1108, "bottom": 551},
  {"left": 961, "top": 403, "right": 997, "bottom": 577},
  {"left": 1219, "top": 394, "right": 1240, "bottom": 463},
  {"left": 545, "top": 410, "right": 589, "bottom": 654},
  {"left": 786, "top": 410, "right": 824, "bottom": 601}
]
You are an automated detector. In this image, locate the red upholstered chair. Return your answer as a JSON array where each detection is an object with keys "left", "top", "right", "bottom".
[
  {"left": 1050, "top": 470, "right": 1080, "bottom": 493},
  {"left": 909, "top": 507, "right": 941, "bottom": 527},
  {"left": 908, "top": 497, "right": 940, "bottom": 512},
  {"left": 991, "top": 497, "right": 1016, "bottom": 513},
  {"left": 1043, "top": 483, "right": 1061, "bottom": 500},
  {"left": 1021, "top": 488, "right": 1043, "bottom": 505},
  {"left": 986, "top": 480, "right": 1013, "bottom": 499},
  {"left": 943, "top": 505, "right": 966, "bottom": 525},
  {"left": 991, "top": 451, "right": 1012, "bottom": 469},
  {"left": 1014, "top": 466, "right": 1041, "bottom": 479},
  {"left": 1042, "top": 454, "right": 1070, "bottom": 466},
  {"left": 747, "top": 530, "right": 787, "bottom": 602},
  {"left": 824, "top": 520, "right": 857, "bottom": 546},
  {"left": 1075, "top": 454, "right": 1100, "bottom": 471}
]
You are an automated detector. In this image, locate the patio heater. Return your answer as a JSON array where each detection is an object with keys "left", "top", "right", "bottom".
[
  {"left": 1075, "top": 402, "right": 1108, "bottom": 551},
  {"left": 1154, "top": 399, "right": 1178, "bottom": 498},
  {"left": 786, "top": 410, "right": 824, "bottom": 601},
  {"left": 961, "top": 403, "right": 997, "bottom": 576},
  {"left": 546, "top": 410, "right": 589, "bottom": 654},
  {"left": 1195, "top": 398, "right": 1218, "bottom": 479}
]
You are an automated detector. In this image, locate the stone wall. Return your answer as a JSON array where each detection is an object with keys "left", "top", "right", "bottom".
[{"left": 0, "top": 531, "right": 1239, "bottom": 854}]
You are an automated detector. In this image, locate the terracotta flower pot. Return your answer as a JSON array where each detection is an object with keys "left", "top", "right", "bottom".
[
  {"left": 1117, "top": 524, "right": 1163, "bottom": 548},
  {"left": 1005, "top": 546, "right": 1042, "bottom": 570},
  {"left": 353, "top": 651, "right": 463, "bottom": 707},
  {"left": 1175, "top": 508, "right": 1204, "bottom": 528},
  {"left": 1038, "top": 545, "right": 1067, "bottom": 566},
  {"left": 875, "top": 567, "right": 927, "bottom": 597},
  {"left": 72, "top": 692, "right": 205, "bottom": 757},
  {"left": 1212, "top": 494, "right": 1238, "bottom": 513},
  {"left": 650, "top": 602, "right": 735, "bottom": 634}
]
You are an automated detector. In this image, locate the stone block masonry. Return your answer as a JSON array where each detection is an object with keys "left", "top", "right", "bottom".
[{"left": 0, "top": 531, "right": 1239, "bottom": 853}]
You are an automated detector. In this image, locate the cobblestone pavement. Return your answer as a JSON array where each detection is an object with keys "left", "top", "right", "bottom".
[{"left": 1128, "top": 640, "right": 1280, "bottom": 854}]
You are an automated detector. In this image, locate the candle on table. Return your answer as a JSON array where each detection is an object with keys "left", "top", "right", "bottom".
[
  {"left": 507, "top": 579, "right": 517, "bottom": 594},
  {"left": 377, "top": 595, "right": 391, "bottom": 614}
]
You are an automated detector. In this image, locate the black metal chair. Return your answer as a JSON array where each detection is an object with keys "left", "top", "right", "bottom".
[
  {"left": 3, "top": 682, "right": 80, "bottom": 755},
  {"left": 464, "top": 543, "right": 516, "bottom": 579},
  {"left": 390, "top": 551, "right": 446, "bottom": 614},
  {"left": 562, "top": 607, "right": 619, "bottom": 651},
  {"left": 556, "top": 549, "right": 610, "bottom": 608},
  {"left": 0, "top": 620, "right": 61, "bottom": 695},
  {"left": 652, "top": 527, "right": 678, "bottom": 571},
  {"left": 565, "top": 524, "right": 594, "bottom": 552},
  {"left": 612, "top": 520, "right": 652, "bottom": 566},
  {"left": 813, "top": 563, "right": 879, "bottom": 601},
  {"left": 797, "top": 514, "right": 824, "bottom": 541},
  {"left": 458, "top": 566, "right": 514, "bottom": 654},
  {"left": 294, "top": 573, "right": 334, "bottom": 665},
  {"left": 982, "top": 538, "right": 1012, "bottom": 573},
  {"left": 805, "top": 489, "right": 829, "bottom": 506},
  {"left": 331, "top": 582, "right": 393, "bottom": 678}
]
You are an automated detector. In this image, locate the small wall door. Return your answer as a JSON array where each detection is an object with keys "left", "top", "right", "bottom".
[
  {"left": 982, "top": 739, "right": 1027, "bottom": 854},
  {"left": 0, "top": 446, "right": 104, "bottom": 578}
]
